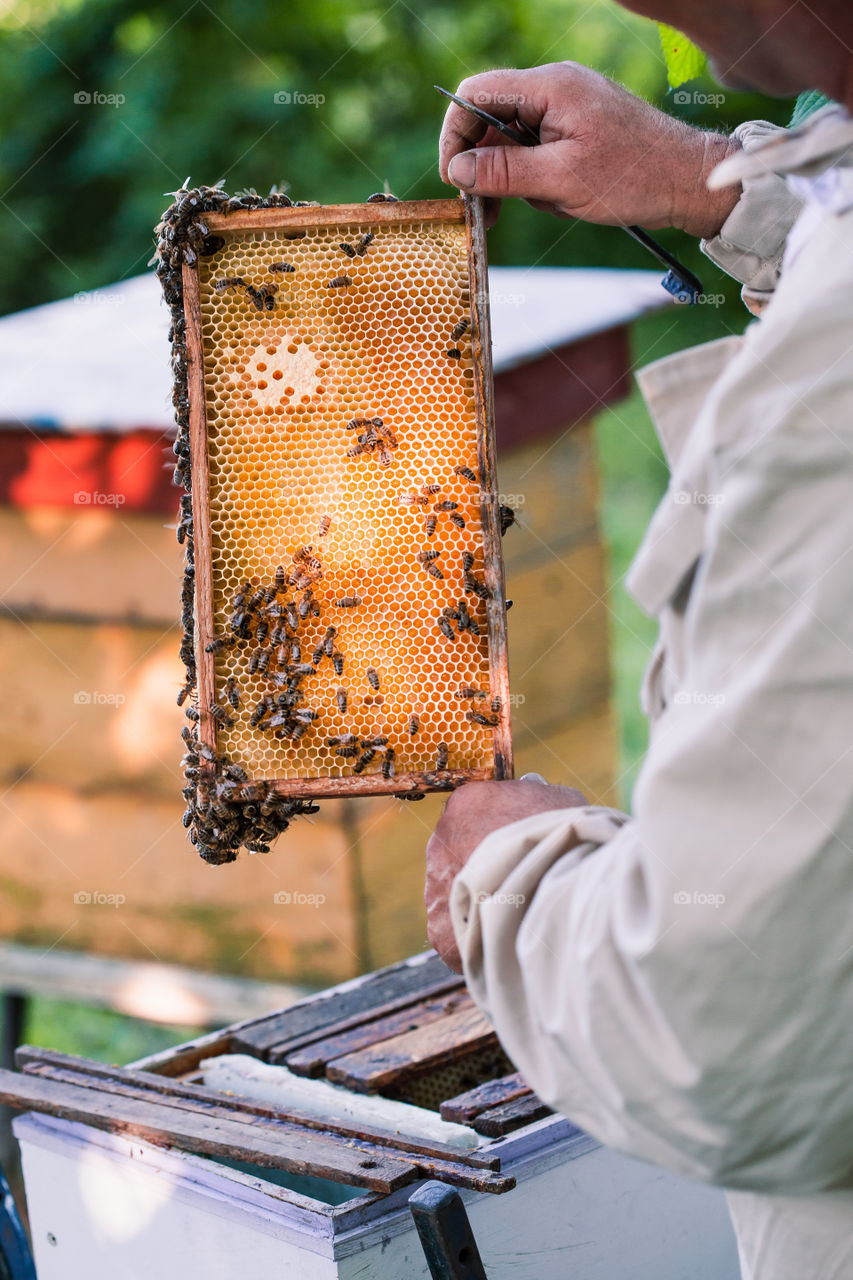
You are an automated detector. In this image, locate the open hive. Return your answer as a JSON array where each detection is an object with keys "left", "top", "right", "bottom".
[{"left": 157, "top": 187, "right": 511, "bottom": 862}]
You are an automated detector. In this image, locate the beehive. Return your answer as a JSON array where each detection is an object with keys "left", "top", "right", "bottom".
[{"left": 178, "top": 195, "right": 511, "bottom": 821}]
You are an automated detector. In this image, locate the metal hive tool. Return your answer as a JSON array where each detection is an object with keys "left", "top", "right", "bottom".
[{"left": 156, "top": 186, "right": 512, "bottom": 863}]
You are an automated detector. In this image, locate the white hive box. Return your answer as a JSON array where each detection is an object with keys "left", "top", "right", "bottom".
[{"left": 13, "top": 952, "right": 739, "bottom": 1278}]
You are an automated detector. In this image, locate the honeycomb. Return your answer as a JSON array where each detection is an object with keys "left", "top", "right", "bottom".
[{"left": 191, "top": 203, "right": 508, "bottom": 792}]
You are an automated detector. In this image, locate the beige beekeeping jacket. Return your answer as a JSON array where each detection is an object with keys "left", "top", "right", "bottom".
[{"left": 451, "top": 106, "right": 853, "bottom": 1274}]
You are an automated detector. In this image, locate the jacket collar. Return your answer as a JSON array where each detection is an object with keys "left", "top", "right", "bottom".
[{"left": 709, "top": 104, "right": 853, "bottom": 190}]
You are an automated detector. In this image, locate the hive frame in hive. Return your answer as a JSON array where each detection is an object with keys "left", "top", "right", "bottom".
[{"left": 183, "top": 196, "right": 512, "bottom": 799}]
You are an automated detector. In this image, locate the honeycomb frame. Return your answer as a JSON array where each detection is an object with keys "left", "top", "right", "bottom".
[{"left": 182, "top": 195, "right": 512, "bottom": 801}]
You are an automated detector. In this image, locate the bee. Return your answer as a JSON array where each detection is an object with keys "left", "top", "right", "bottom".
[
  {"left": 291, "top": 640, "right": 302, "bottom": 663},
  {"left": 355, "top": 231, "right": 375, "bottom": 255},
  {"left": 274, "top": 565, "right": 286, "bottom": 589},
  {"left": 200, "top": 234, "right": 226, "bottom": 257},
  {"left": 366, "top": 667, "right": 380, "bottom": 691},
  {"left": 409, "top": 714, "right": 420, "bottom": 736},
  {"left": 335, "top": 596, "right": 361, "bottom": 608},
  {"left": 249, "top": 588, "right": 266, "bottom": 611},
  {"left": 437, "top": 616, "right": 455, "bottom": 640},
  {"left": 417, "top": 549, "right": 440, "bottom": 564},
  {"left": 209, "top": 702, "right": 235, "bottom": 728},
  {"left": 290, "top": 663, "right": 317, "bottom": 676},
  {"left": 284, "top": 229, "right": 307, "bottom": 240},
  {"left": 347, "top": 442, "right": 365, "bottom": 458},
  {"left": 499, "top": 505, "right": 517, "bottom": 536},
  {"left": 466, "top": 710, "right": 500, "bottom": 727},
  {"left": 456, "top": 685, "right": 486, "bottom": 700},
  {"left": 323, "top": 626, "right": 337, "bottom": 656},
  {"left": 346, "top": 416, "right": 372, "bottom": 431},
  {"left": 182, "top": 807, "right": 193, "bottom": 829},
  {"left": 327, "top": 734, "right": 357, "bottom": 746},
  {"left": 257, "top": 648, "right": 272, "bottom": 675},
  {"left": 462, "top": 551, "right": 475, "bottom": 572},
  {"left": 286, "top": 602, "right": 299, "bottom": 631},
  {"left": 336, "top": 743, "right": 359, "bottom": 757},
  {"left": 184, "top": 706, "right": 200, "bottom": 722},
  {"left": 425, "top": 514, "right": 438, "bottom": 538},
  {"left": 400, "top": 491, "right": 430, "bottom": 507},
  {"left": 378, "top": 446, "right": 393, "bottom": 468},
  {"left": 214, "top": 276, "right": 247, "bottom": 292},
  {"left": 382, "top": 747, "right": 395, "bottom": 779},
  {"left": 312, "top": 643, "right": 324, "bottom": 666},
  {"left": 328, "top": 275, "right": 352, "bottom": 288},
  {"left": 205, "top": 635, "right": 235, "bottom": 654},
  {"left": 464, "top": 572, "right": 490, "bottom": 600},
  {"left": 434, "top": 500, "right": 458, "bottom": 512},
  {"left": 453, "top": 464, "right": 478, "bottom": 484},
  {"left": 177, "top": 681, "right": 193, "bottom": 706},
  {"left": 442, "top": 605, "right": 461, "bottom": 621},
  {"left": 395, "top": 789, "right": 425, "bottom": 801},
  {"left": 362, "top": 735, "right": 388, "bottom": 748},
  {"left": 339, "top": 242, "right": 357, "bottom": 258},
  {"left": 256, "top": 618, "right": 269, "bottom": 645},
  {"left": 354, "top": 748, "right": 376, "bottom": 773},
  {"left": 336, "top": 688, "right": 348, "bottom": 713},
  {"left": 245, "top": 840, "right": 271, "bottom": 854},
  {"left": 293, "top": 708, "right": 318, "bottom": 724},
  {"left": 446, "top": 348, "right": 462, "bottom": 360},
  {"left": 450, "top": 318, "right": 469, "bottom": 342},
  {"left": 225, "top": 677, "right": 241, "bottom": 710},
  {"left": 268, "top": 261, "right": 295, "bottom": 273},
  {"left": 435, "top": 742, "right": 449, "bottom": 770},
  {"left": 318, "top": 515, "right": 331, "bottom": 538},
  {"left": 333, "top": 651, "right": 345, "bottom": 675},
  {"left": 491, "top": 696, "right": 502, "bottom": 715},
  {"left": 297, "top": 593, "right": 313, "bottom": 620},
  {"left": 449, "top": 512, "right": 466, "bottom": 530},
  {"left": 367, "top": 192, "right": 399, "bottom": 203},
  {"left": 424, "top": 562, "right": 445, "bottom": 580}
]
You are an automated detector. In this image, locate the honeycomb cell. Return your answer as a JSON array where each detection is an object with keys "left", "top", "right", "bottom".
[{"left": 192, "top": 211, "right": 506, "bottom": 788}]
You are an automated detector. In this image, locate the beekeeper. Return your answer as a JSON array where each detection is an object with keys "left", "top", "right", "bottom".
[{"left": 425, "top": 2, "right": 853, "bottom": 1276}]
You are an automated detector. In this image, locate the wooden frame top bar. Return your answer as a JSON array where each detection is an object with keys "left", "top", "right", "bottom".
[{"left": 205, "top": 198, "right": 466, "bottom": 234}]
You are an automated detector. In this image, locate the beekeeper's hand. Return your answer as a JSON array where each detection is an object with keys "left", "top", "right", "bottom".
[
  {"left": 438, "top": 62, "right": 741, "bottom": 237},
  {"left": 425, "top": 778, "right": 587, "bottom": 972}
]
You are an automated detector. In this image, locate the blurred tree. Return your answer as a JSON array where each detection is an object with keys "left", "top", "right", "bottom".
[{"left": 0, "top": 0, "right": 793, "bottom": 315}]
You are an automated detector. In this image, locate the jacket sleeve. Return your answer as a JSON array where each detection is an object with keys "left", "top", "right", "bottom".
[
  {"left": 701, "top": 120, "right": 803, "bottom": 311},
  {"left": 450, "top": 221, "right": 853, "bottom": 1193}
]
